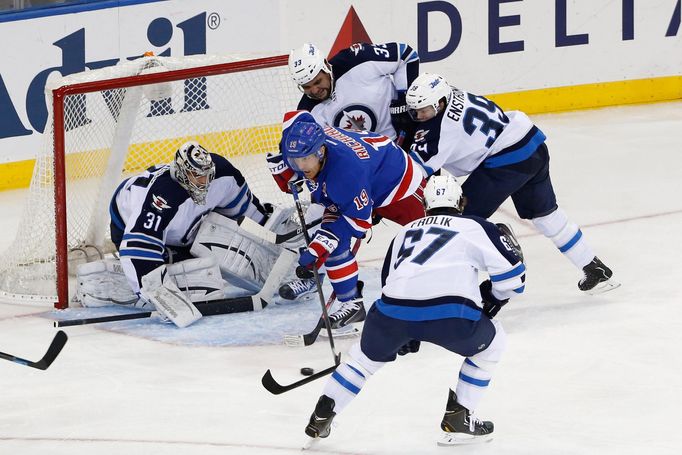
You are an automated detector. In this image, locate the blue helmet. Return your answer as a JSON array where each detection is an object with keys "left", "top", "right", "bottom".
[{"left": 284, "top": 121, "right": 326, "bottom": 172}]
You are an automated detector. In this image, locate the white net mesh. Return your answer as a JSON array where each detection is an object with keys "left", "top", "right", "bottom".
[{"left": 0, "top": 54, "right": 301, "bottom": 306}]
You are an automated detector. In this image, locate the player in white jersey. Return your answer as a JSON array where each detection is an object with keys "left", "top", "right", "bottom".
[
  {"left": 405, "top": 73, "right": 619, "bottom": 294},
  {"left": 303, "top": 175, "right": 523, "bottom": 446},
  {"left": 108, "top": 141, "right": 269, "bottom": 296},
  {"left": 288, "top": 41, "right": 419, "bottom": 143}
]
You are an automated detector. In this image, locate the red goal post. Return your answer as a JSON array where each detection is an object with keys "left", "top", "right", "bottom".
[{"left": 0, "top": 54, "right": 300, "bottom": 308}]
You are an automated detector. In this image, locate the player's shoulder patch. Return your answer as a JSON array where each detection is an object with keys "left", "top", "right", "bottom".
[{"left": 150, "top": 194, "right": 171, "bottom": 212}]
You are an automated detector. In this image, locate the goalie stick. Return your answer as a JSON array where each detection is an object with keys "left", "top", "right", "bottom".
[
  {"left": 283, "top": 238, "right": 362, "bottom": 347},
  {"left": 238, "top": 215, "right": 321, "bottom": 245},
  {"left": 54, "top": 295, "right": 262, "bottom": 327},
  {"left": 0, "top": 331, "right": 68, "bottom": 370}
]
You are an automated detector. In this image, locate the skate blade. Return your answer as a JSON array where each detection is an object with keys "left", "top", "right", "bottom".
[
  {"left": 437, "top": 431, "right": 493, "bottom": 446},
  {"left": 302, "top": 437, "right": 319, "bottom": 450},
  {"left": 318, "top": 324, "right": 362, "bottom": 339},
  {"left": 584, "top": 278, "right": 621, "bottom": 295}
]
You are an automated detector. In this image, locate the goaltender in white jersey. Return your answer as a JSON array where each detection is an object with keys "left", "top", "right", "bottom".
[{"left": 74, "top": 141, "right": 298, "bottom": 327}]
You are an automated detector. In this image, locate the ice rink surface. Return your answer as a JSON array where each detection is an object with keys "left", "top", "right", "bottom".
[{"left": 0, "top": 101, "right": 681, "bottom": 454}]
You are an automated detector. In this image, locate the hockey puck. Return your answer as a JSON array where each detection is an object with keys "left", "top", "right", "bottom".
[{"left": 300, "top": 367, "right": 315, "bottom": 376}]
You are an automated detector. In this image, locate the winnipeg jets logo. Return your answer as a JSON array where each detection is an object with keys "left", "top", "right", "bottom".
[
  {"left": 322, "top": 182, "right": 328, "bottom": 197},
  {"left": 334, "top": 105, "right": 377, "bottom": 132},
  {"left": 349, "top": 43, "right": 364, "bottom": 55},
  {"left": 151, "top": 194, "right": 171, "bottom": 211},
  {"left": 414, "top": 129, "right": 430, "bottom": 142}
]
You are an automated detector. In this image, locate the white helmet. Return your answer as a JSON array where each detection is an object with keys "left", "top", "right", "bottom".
[
  {"left": 288, "top": 43, "right": 331, "bottom": 87},
  {"left": 406, "top": 73, "right": 452, "bottom": 121},
  {"left": 170, "top": 141, "right": 215, "bottom": 205},
  {"left": 423, "top": 174, "right": 464, "bottom": 213}
]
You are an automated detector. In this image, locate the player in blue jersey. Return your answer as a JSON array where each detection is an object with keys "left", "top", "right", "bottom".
[
  {"left": 108, "top": 141, "right": 269, "bottom": 296},
  {"left": 405, "top": 73, "right": 619, "bottom": 294},
  {"left": 282, "top": 111, "right": 426, "bottom": 330},
  {"left": 269, "top": 42, "right": 420, "bottom": 301},
  {"left": 303, "top": 175, "right": 523, "bottom": 446}
]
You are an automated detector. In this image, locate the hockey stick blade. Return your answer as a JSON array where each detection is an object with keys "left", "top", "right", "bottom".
[
  {"left": 261, "top": 363, "right": 337, "bottom": 395},
  {"left": 0, "top": 330, "right": 68, "bottom": 370},
  {"left": 283, "top": 318, "right": 324, "bottom": 347}
]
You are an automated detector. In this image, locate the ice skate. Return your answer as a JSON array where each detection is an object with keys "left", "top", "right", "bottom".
[
  {"left": 438, "top": 390, "right": 493, "bottom": 445},
  {"left": 278, "top": 277, "right": 317, "bottom": 301},
  {"left": 579, "top": 256, "right": 620, "bottom": 295},
  {"left": 305, "top": 395, "right": 336, "bottom": 439}
]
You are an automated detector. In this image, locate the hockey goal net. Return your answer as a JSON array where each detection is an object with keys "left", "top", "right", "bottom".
[{"left": 0, "top": 54, "right": 301, "bottom": 308}]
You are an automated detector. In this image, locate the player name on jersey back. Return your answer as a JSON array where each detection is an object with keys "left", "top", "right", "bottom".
[{"left": 408, "top": 215, "right": 454, "bottom": 229}]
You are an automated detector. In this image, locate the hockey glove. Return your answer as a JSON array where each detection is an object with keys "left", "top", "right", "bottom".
[
  {"left": 397, "top": 340, "right": 421, "bottom": 356},
  {"left": 298, "top": 228, "right": 340, "bottom": 271},
  {"left": 390, "top": 92, "right": 416, "bottom": 150},
  {"left": 480, "top": 279, "right": 509, "bottom": 319},
  {"left": 266, "top": 152, "right": 296, "bottom": 193}
]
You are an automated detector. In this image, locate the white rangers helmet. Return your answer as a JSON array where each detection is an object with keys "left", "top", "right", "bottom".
[
  {"left": 406, "top": 73, "right": 453, "bottom": 121},
  {"left": 171, "top": 141, "right": 215, "bottom": 205},
  {"left": 423, "top": 174, "right": 464, "bottom": 212},
  {"left": 288, "top": 43, "right": 331, "bottom": 86}
]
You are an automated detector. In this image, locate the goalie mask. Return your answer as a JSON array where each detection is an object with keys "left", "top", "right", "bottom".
[
  {"left": 423, "top": 175, "right": 464, "bottom": 214},
  {"left": 171, "top": 141, "right": 216, "bottom": 205},
  {"left": 406, "top": 73, "right": 453, "bottom": 122}
]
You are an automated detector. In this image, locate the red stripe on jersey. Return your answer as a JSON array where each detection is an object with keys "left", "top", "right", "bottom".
[
  {"left": 327, "top": 260, "right": 359, "bottom": 281},
  {"left": 350, "top": 216, "right": 372, "bottom": 230},
  {"left": 392, "top": 155, "right": 414, "bottom": 203},
  {"left": 283, "top": 110, "right": 306, "bottom": 123}
]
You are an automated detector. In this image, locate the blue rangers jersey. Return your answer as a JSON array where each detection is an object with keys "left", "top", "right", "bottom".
[
  {"left": 409, "top": 86, "right": 547, "bottom": 178},
  {"left": 378, "top": 214, "right": 525, "bottom": 321},
  {"left": 282, "top": 111, "right": 423, "bottom": 245},
  {"left": 298, "top": 42, "right": 419, "bottom": 140},
  {"left": 110, "top": 154, "right": 266, "bottom": 292}
]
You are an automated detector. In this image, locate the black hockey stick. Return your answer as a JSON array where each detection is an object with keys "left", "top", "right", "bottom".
[
  {"left": 286, "top": 181, "right": 340, "bottom": 364},
  {"left": 0, "top": 330, "right": 68, "bottom": 370},
  {"left": 262, "top": 363, "right": 337, "bottom": 395},
  {"left": 283, "top": 239, "right": 362, "bottom": 347},
  {"left": 54, "top": 294, "right": 266, "bottom": 328}
]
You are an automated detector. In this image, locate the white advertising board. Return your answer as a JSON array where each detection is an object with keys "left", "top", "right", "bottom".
[{"left": 0, "top": 0, "right": 680, "bottom": 164}]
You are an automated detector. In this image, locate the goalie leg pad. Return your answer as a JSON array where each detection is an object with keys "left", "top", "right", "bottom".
[
  {"left": 191, "top": 212, "right": 283, "bottom": 293},
  {"left": 166, "top": 257, "right": 227, "bottom": 302},
  {"left": 75, "top": 259, "right": 140, "bottom": 308},
  {"left": 140, "top": 265, "right": 202, "bottom": 328}
]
